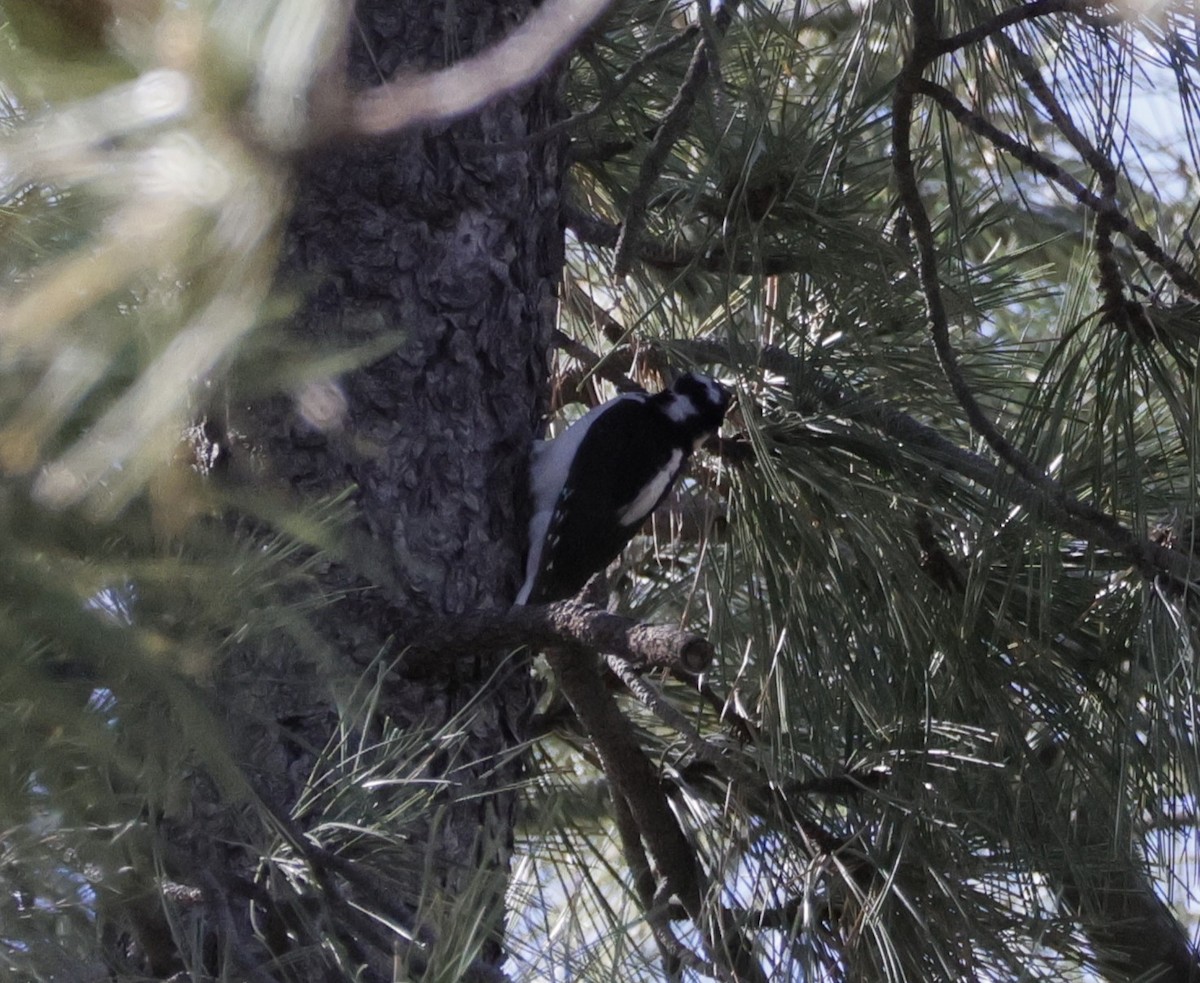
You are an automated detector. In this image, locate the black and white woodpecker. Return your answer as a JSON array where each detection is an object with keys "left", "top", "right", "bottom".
[{"left": 516, "top": 372, "right": 732, "bottom": 605}]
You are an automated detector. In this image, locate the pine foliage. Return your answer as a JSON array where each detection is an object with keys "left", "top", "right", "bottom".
[{"left": 535, "top": 0, "right": 1200, "bottom": 979}]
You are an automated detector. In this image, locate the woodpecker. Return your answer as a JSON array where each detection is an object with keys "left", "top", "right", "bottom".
[{"left": 516, "top": 373, "right": 731, "bottom": 605}]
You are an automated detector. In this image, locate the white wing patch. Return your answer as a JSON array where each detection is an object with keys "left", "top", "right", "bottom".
[
  {"left": 662, "top": 393, "right": 694, "bottom": 423},
  {"left": 618, "top": 448, "right": 683, "bottom": 526}
]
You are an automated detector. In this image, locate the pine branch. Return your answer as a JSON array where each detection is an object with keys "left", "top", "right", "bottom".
[
  {"left": 610, "top": 1, "right": 739, "bottom": 277},
  {"left": 1030, "top": 762, "right": 1200, "bottom": 983},
  {"left": 399, "top": 601, "right": 715, "bottom": 678},
  {"left": 547, "top": 645, "right": 769, "bottom": 983},
  {"left": 915, "top": 79, "right": 1200, "bottom": 303},
  {"left": 788, "top": 769, "right": 892, "bottom": 797},
  {"left": 573, "top": 283, "right": 628, "bottom": 348},
  {"left": 610, "top": 657, "right": 875, "bottom": 869},
  {"left": 551, "top": 326, "right": 641, "bottom": 393},
  {"left": 611, "top": 45, "right": 713, "bottom": 278},
  {"left": 606, "top": 654, "right": 742, "bottom": 774},
  {"left": 546, "top": 25, "right": 702, "bottom": 147},
  {"left": 874, "top": 0, "right": 1198, "bottom": 590},
  {"left": 894, "top": 0, "right": 1054, "bottom": 493},
  {"left": 990, "top": 33, "right": 1151, "bottom": 341},
  {"left": 612, "top": 792, "right": 689, "bottom": 981},
  {"left": 679, "top": 338, "right": 1200, "bottom": 586},
  {"left": 889, "top": 0, "right": 1200, "bottom": 591},
  {"left": 677, "top": 671, "right": 759, "bottom": 745},
  {"left": 567, "top": 202, "right": 819, "bottom": 275},
  {"left": 934, "top": 0, "right": 1119, "bottom": 55}
]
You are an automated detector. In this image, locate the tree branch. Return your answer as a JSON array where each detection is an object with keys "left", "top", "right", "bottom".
[
  {"left": 547, "top": 645, "right": 768, "bottom": 983},
  {"left": 351, "top": 0, "right": 616, "bottom": 135},
  {"left": 915, "top": 79, "right": 1200, "bottom": 303},
  {"left": 551, "top": 326, "right": 641, "bottom": 393},
  {"left": 934, "top": 0, "right": 1118, "bottom": 55},
  {"left": 567, "top": 202, "right": 818, "bottom": 276},
  {"left": 893, "top": 2, "right": 1054, "bottom": 493},
  {"left": 398, "top": 601, "right": 715, "bottom": 678},
  {"left": 611, "top": 656, "right": 875, "bottom": 869},
  {"left": 989, "top": 33, "right": 1154, "bottom": 343},
  {"left": 611, "top": 44, "right": 712, "bottom": 278},
  {"left": 543, "top": 26, "right": 701, "bottom": 149},
  {"left": 678, "top": 338, "right": 1200, "bottom": 587},
  {"left": 606, "top": 653, "right": 748, "bottom": 777},
  {"left": 1025, "top": 757, "right": 1200, "bottom": 983},
  {"left": 612, "top": 792, "right": 690, "bottom": 982},
  {"left": 610, "top": 2, "right": 740, "bottom": 278}
]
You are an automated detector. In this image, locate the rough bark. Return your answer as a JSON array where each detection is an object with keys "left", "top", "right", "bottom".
[{"left": 163, "top": 1, "right": 562, "bottom": 977}]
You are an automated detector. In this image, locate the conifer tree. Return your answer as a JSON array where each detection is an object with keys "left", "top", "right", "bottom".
[{"left": 2, "top": 0, "right": 1200, "bottom": 980}]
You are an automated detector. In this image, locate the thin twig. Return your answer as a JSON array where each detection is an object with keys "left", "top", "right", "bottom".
[
  {"left": 681, "top": 672, "right": 759, "bottom": 745},
  {"left": 671, "top": 760, "right": 853, "bottom": 859},
  {"left": 551, "top": 327, "right": 641, "bottom": 392},
  {"left": 607, "top": 656, "right": 862, "bottom": 884},
  {"left": 935, "top": 0, "right": 1118, "bottom": 56},
  {"left": 612, "top": 792, "right": 688, "bottom": 981},
  {"left": 991, "top": 34, "right": 1145, "bottom": 336},
  {"left": 678, "top": 337, "right": 1200, "bottom": 587},
  {"left": 568, "top": 201, "right": 820, "bottom": 276},
  {"left": 1000, "top": 37, "right": 1112, "bottom": 176},
  {"left": 538, "top": 26, "right": 701, "bottom": 150},
  {"left": 607, "top": 654, "right": 749, "bottom": 779},
  {"left": 611, "top": 3, "right": 738, "bottom": 277},
  {"left": 612, "top": 45, "right": 712, "bottom": 278},
  {"left": 916, "top": 79, "right": 1200, "bottom": 303},
  {"left": 893, "top": 0, "right": 1051, "bottom": 490}
]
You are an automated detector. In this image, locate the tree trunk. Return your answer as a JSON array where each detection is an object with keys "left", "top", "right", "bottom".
[{"left": 159, "top": 2, "right": 562, "bottom": 978}]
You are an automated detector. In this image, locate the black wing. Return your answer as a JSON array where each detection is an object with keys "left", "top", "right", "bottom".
[{"left": 529, "top": 399, "right": 687, "bottom": 603}]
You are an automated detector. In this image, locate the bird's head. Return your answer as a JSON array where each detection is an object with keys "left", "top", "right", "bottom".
[{"left": 665, "top": 372, "right": 732, "bottom": 446}]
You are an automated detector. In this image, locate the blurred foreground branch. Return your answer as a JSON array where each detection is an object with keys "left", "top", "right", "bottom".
[{"left": 351, "top": 0, "right": 616, "bottom": 135}]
